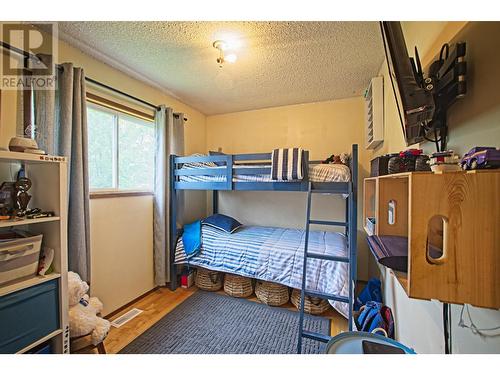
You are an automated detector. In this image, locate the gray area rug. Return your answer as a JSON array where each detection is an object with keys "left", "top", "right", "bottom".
[{"left": 120, "top": 290, "right": 330, "bottom": 354}]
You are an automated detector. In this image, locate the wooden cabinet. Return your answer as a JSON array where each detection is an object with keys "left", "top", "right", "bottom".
[{"left": 363, "top": 170, "right": 500, "bottom": 309}]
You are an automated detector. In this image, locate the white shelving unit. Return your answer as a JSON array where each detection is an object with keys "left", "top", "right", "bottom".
[
  {"left": 0, "top": 151, "right": 69, "bottom": 354},
  {"left": 0, "top": 216, "right": 61, "bottom": 228},
  {"left": 16, "top": 329, "right": 63, "bottom": 354},
  {"left": 365, "top": 76, "right": 384, "bottom": 149}
]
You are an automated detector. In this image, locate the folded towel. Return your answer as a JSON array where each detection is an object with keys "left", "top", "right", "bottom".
[
  {"left": 182, "top": 220, "right": 202, "bottom": 259},
  {"left": 271, "top": 148, "right": 304, "bottom": 181}
]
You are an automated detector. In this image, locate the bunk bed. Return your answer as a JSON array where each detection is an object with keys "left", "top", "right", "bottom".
[{"left": 169, "top": 144, "right": 358, "bottom": 353}]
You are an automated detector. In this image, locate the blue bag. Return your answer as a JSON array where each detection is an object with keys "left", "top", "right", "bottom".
[
  {"left": 354, "top": 277, "right": 382, "bottom": 310},
  {"left": 356, "top": 301, "right": 395, "bottom": 339}
]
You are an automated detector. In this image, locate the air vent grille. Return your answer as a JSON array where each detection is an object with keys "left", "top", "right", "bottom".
[{"left": 111, "top": 308, "right": 143, "bottom": 328}]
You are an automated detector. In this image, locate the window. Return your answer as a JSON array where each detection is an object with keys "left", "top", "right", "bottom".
[{"left": 87, "top": 103, "right": 155, "bottom": 192}]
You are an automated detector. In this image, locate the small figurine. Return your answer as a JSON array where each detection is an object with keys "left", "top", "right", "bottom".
[
  {"left": 26, "top": 211, "right": 55, "bottom": 219},
  {"left": 15, "top": 177, "right": 32, "bottom": 217},
  {"left": 429, "top": 150, "right": 461, "bottom": 172},
  {"left": 460, "top": 147, "right": 500, "bottom": 170}
]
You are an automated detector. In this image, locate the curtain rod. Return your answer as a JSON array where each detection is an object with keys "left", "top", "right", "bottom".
[
  {"left": 85, "top": 76, "right": 159, "bottom": 110},
  {"left": 85, "top": 77, "right": 187, "bottom": 121},
  {"left": 0, "top": 41, "right": 187, "bottom": 121}
]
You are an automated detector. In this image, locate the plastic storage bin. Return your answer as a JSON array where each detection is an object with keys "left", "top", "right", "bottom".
[
  {"left": 0, "top": 232, "right": 43, "bottom": 285},
  {"left": 0, "top": 278, "right": 59, "bottom": 353}
]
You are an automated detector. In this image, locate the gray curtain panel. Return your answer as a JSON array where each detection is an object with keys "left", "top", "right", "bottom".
[
  {"left": 34, "top": 62, "right": 91, "bottom": 283},
  {"left": 172, "top": 113, "right": 185, "bottom": 228},
  {"left": 153, "top": 106, "right": 185, "bottom": 286},
  {"left": 34, "top": 54, "right": 55, "bottom": 150}
]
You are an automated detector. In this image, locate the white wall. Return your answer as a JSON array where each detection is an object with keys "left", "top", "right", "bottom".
[
  {"left": 381, "top": 267, "right": 444, "bottom": 353},
  {"left": 382, "top": 267, "right": 500, "bottom": 354},
  {"left": 90, "top": 196, "right": 154, "bottom": 315}
]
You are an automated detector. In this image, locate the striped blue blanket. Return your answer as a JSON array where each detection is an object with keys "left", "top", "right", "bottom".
[{"left": 175, "top": 225, "right": 350, "bottom": 317}]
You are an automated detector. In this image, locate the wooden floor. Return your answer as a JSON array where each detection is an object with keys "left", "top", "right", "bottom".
[{"left": 82, "top": 286, "right": 348, "bottom": 354}]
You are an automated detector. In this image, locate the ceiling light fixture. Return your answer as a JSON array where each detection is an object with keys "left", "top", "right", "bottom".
[{"left": 213, "top": 40, "right": 237, "bottom": 68}]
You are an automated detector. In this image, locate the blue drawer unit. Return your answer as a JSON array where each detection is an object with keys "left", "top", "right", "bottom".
[
  {"left": 0, "top": 279, "right": 60, "bottom": 353},
  {"left": 28, "top": 342, "right": 53, "bottom": 354}
]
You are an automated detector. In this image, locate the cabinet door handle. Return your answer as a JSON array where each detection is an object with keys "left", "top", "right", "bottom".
[{"left": 427, "top": 216, "right": 448, "bottom": 265}]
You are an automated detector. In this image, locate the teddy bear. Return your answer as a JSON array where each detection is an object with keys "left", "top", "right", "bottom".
[{"left": 68, "top": 271, "right": 111, "bottom": 346}]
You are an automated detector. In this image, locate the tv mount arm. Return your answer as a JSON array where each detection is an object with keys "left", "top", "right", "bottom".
[{"left": 417, "top": 42, "right": 467, "bottom": 152}]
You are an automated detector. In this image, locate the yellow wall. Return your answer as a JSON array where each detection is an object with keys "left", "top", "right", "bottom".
[
  {"left": 206, "top": 97, "right": 372, "bottom": 279},
  {"left": 369, "top": 21, "right": 500, "bottom": 353},
  {"left": 0, "top": 28, "right": 207, "bottom": 315}
]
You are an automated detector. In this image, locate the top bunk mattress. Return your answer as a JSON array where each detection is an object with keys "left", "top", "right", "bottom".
[{"left": 178, "top": 162, "right": 351, "bottom": 183}]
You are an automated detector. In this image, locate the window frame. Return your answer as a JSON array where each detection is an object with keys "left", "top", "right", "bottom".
[{"left": 86, "top": 101, "right": 155, "bottom": 197}]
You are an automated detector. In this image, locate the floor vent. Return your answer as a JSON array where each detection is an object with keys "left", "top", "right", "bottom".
[{"left": 111, "top": 308, "right": 144, "bottom": 328}]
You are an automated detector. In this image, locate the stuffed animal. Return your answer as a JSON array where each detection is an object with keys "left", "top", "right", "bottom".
[
  {"left": 339, "top": 153, "right": 350, "bottom": 165},
  {"left": 68, "top": 271, "right": 111, "bottom": 345},
  {"left": 322, "top": 154, "right": 337, "bottom": 164},
  {"left": 322, "top": 154, "right": 349, "bottom": 165}
]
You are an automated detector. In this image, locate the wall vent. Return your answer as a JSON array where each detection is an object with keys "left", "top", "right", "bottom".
[
  {"left": 110, "top": 308, "right": 143, "bottom": 328},
  {"left": 365, "top": 76, "right": 384, "bottom": 149}
]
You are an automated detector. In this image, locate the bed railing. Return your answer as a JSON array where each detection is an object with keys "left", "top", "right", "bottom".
[
  {"left": 173, "top": 154, "right": 232, "bottom": 190},
  {"left": 172, "top": 150, "right": 313, "bottom": 191},
  {"left": 171, "top": 145, "right": 357, "bottom": 185}
]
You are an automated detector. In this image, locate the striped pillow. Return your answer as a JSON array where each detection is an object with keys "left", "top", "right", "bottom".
[{"left": 271, "top": 148, "right": 304, "bottom": 181}]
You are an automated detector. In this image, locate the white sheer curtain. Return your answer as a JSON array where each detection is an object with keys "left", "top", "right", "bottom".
[{"left": 153, "top": 106, "right": 184, "bottom": 286}]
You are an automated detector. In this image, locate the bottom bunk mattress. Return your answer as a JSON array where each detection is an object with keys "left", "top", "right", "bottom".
[{"left": 174, "top": 225, "right": 350, "bottom": 318}]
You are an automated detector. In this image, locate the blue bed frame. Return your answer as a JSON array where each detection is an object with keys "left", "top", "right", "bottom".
[{"left": 169, "top": 144, "right": 358, "bottom": 345}]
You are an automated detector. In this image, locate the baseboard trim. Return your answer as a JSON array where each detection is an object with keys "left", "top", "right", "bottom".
[{"left": 104, "top": 287, "right": 159, "bottom": 320}]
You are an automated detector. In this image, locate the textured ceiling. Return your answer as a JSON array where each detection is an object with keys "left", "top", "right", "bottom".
[{"left": 56, "top": 22, "right": 384, "bottom": 115}]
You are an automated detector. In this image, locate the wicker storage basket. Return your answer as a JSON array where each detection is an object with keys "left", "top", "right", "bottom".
[
  {"left": 195, "top": 268, "right": 223, "bottom": 291},
  {"left": 255, "top": 281, "right": 289, "bottom": 306},
  {"left": 224, "top": 274, "right": 253, "bottom": 297},
  {"left": 291, "top": 289, "right": 330, "bottom": 315}
]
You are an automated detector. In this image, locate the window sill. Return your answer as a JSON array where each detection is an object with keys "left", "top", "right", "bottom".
[{"left": 90, "top": 190, "right": 153, "bottom": 199}]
